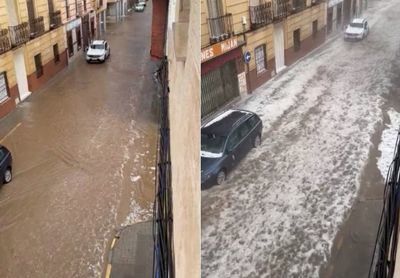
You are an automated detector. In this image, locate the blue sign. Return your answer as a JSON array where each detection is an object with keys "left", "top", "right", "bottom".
[{"left": 244, "top": 51, "right": 251, "bottom": 63}]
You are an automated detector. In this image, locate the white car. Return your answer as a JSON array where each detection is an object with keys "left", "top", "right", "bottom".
[
  {"left": 344, "top": 18, "right": 369, "bottom": 41},
  {"left": 134, "top": 3, "right": 145, "bottom": 12},
  {"left": 86, "top": 40, "right": 110, "bottom": 63}
]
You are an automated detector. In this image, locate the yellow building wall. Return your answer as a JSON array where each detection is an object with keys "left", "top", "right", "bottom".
[
  {"left": 0, "top": 52, "right": 17, "bottom": 88},
  {"left": 226, "top": 0, "right": 247, "bottom": 35},
  {"left": 245, "top": 24, "right": 274, "bottom": 72},
  {"left": 201, "top": 0, "right": 209, "bottom": 48},
  {"left": 25, "top": 27, "right": 66, "bottom": 75},
  {"left": 0, "top": 0, "right": 9, "bottom": 27},
  {"left": 285, "top": 4, "right": 325, "bottom": 49}
]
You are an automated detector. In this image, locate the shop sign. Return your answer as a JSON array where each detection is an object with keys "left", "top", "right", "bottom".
[
  {"left": 328, "top": 0, "right": 343, "bottom": 8},
  {"left": 0, "top": 72, "right": 9, "bottom": 103},
  {"left": 201, "top": 37, "right": 239, "bottom": 63}
]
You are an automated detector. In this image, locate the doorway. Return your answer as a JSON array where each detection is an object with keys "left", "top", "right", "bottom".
[
  {"left": 13, "top": 48, "right": 30, "bottom": 102},
  {"left": 273, "top": 23, "right": 286, "bottom": 73}
]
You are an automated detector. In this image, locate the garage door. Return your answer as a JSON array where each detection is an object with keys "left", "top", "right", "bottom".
[{"left": 201, "top": 59, "right": 240, "bottom": 118}]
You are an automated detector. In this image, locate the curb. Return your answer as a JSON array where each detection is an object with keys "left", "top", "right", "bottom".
[{"left": 104, "top": 232, "right": 121, "bottom": 278}]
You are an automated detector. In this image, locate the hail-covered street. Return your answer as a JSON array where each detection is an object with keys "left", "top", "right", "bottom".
[{"left": 202, "top": 0, "right": 400, "bottom": 277}]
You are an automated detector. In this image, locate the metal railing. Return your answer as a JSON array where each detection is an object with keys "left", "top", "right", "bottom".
[
  {"left": 207, "top": 13, "right": 234, "bottom": 44},
  {"left": 273, "top": 0, "right": 290, "bottom": 20},
  {"left": 8, "top": 23, "right": 29, "bottom": 47},
  {"left": 0, "top": 29, "right": 11, "bottom": 55},
  {"left": 152, "top": 57, "right": 174, "bottom": 278},
  {"left": 369, "top": 128, "right": 400, "bottom": 278},
  {"left": 249, "top": 1, "right": 273, "bottom": 30},
  {"left": 50, "top": 10, "right": 62, "bottom": 29},
  {"left": 29, "top": 16, "right": 45, "bottom": 39}
]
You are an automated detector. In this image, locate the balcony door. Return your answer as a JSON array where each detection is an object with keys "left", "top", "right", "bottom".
[
  {"left": 273, "top": 22, "right": 286, "bottom": 73},
  {"left": 207, "top": 0, "right": 224, "bottom": 40}
]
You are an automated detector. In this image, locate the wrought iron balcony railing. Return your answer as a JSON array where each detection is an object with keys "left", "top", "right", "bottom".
[
  {"left": 250, "top": 1, "right": 273, "bottom": 30},
  {"left": 0, "top": 29, "right": 11, "bottom": 55},
  {"left": 207, "top": 13, "right": 234, "bottom": 44},
  {"left": 50, "top": 10, "right": 62, "bottom": 29},
  {"left": 8, "top": 23, "right": 30, "bottom": 47},
  {"left": 29, "top": 16, "right": 45, "bottom": 39},
  {"left": 273, "top": 0, "right": 290, "bottom": 20},
  {"left": 291, "top": 0, "right": 307, "bottom": 13}
]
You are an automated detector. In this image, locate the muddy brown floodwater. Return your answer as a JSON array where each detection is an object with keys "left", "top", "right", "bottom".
[{"left": 0, "top": 5, "right": 158, "bottom": 278}]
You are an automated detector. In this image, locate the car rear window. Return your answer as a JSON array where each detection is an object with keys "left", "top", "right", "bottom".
[{"left": 201, "top": 133, "right": 226, "bottom": 154}]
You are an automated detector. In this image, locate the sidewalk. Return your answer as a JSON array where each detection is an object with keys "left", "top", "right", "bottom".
[{"left": 106, "top": 221, "right": 153, "bottom": 278}]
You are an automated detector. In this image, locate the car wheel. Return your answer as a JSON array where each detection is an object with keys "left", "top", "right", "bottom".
[
  {"left": 4, "top": 168, "right": 12, "bottom": 183},
  {"left": 254, "top": 134, "right": 261, "bottom": 148},
  {"left": 216, "top": 170, "right": 226, "bottom": 185}
]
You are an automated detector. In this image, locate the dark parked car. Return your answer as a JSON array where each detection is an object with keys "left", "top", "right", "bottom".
[
  {"left": 0, "top": 145, "right": 12, "bottom": 185},
  {"left": 201, "top": 109, "right": 262, "bottom": 189}
]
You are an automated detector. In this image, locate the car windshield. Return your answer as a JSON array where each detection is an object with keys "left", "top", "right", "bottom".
[
  {"left": 91, "top": 44, "right": 104, "bottom": 49},
  {"left": 350, "top": 22, "right": 364, "bottom": 28},
  {"left": 201, "top": 133, "right": 226, "bottom": 154}
]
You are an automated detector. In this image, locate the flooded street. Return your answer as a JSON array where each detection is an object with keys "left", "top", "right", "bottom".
[
  {"left": 201, "top": 0, "right": 400, "bottom": 277},
  {"left": 0, "top": 5, "right": 158, "bottom": 278}
]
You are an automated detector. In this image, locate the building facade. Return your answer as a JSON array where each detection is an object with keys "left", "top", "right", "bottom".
[
  {"left": 201, "top": 0, "right": 326, "bottom": 118},
  {"left": 0, "top": 0, "right": 67, "bottom": 118},
  {"left": 63, "top": 0, "right": 107, "bottom": 62}
]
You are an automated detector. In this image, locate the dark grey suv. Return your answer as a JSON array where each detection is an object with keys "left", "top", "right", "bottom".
[{"left": 201, "top": 109, "right": 262, "bottom": 189}]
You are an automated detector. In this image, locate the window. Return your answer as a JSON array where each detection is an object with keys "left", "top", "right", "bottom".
[
  {"left": 53, "top": 44, "right": 60, "bottom": 62},
  {"left": 227, "top": 129, "right": 241, "bottom": 151},
  {"left": 67, "top": 30, "right": 73, "bottom": 56},
  {"left": 34, "top": 54, "right": 43, "bottom": 78},
  {"left": 293, "top": 28, "right": 301, "bottom": 51},
  {"left": 246, "top": 116, "right": 259, "bottom": 129},
  {"left": 207, "top": 0, "right": 223, "bottom": 18},
  {"left": 65, "top": 0, "right": 70, "bottom": 18},
  {"left": 83, "top": 0, "right": 87, "bottom": 11},
  {"left": 0, "top": 72, "right": 10, "bottom": 102},
  {"left": 255, "top": 44, "right": 267, "bottom": 74},
  {"left": 312, "top": 20, "right": 318, "bottom": 39},
  {"left": 238, "top": 122, "right": 251, "bottom": 139}
]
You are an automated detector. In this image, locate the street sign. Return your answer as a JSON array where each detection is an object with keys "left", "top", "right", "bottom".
[{"left": 244, "top": 51, "right": 251, "bottom": 64}]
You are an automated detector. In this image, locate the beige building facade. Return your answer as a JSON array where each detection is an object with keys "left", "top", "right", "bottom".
[
  {"left": 201, "top": 0, "right": 327, "bottom": 117},
  {"left": 0, "top": 0, "right": 67, "bottom": 118}
]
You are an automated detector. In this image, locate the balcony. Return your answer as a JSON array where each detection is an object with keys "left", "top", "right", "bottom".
[
  {"left": 290, "top": 0, "right": 307, "bottom": 13},
  {"left": 273, "top": 0, "right": 290, "bottom": 20},
  {"left": 29, "top": 16, "right": 45, "bottom": 39},
  {"left": 8, "top": 23, "right": 29, "bottom": 47},
  {"left": 249, "top": 2, "right": 273, "bottom": 30},
  {"left": 50, "top": 10, "right": 62, "bottom": 29},
  {"left": 207, "top": 13, "right": 234, "bottom": 44},
  {"left": 0, "top": 29, "right": 11, "bottom": 55}
]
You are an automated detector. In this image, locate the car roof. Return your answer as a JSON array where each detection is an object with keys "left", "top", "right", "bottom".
[
  {"left": 352, "top": 18, "right": 366, "bottom": 24},
  {"left": 202, "top": 109, "right": 254, "bottom": 136},
  {"left": 92, "top": 40, "right": 105, "bottom": 45}
]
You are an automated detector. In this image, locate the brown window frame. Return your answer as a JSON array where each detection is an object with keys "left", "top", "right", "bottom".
[
  {"left": 34, "top": 53, "right": 43, "bottom": 78},
  {"left": 53, "top": 44, "right": 60, "bottom": 63},
  {"left": 312, "top": 20, "right": 318, "bottom": 39},
  {"left": 293, "top": 28, "right": 301, "bottom": 51}
]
